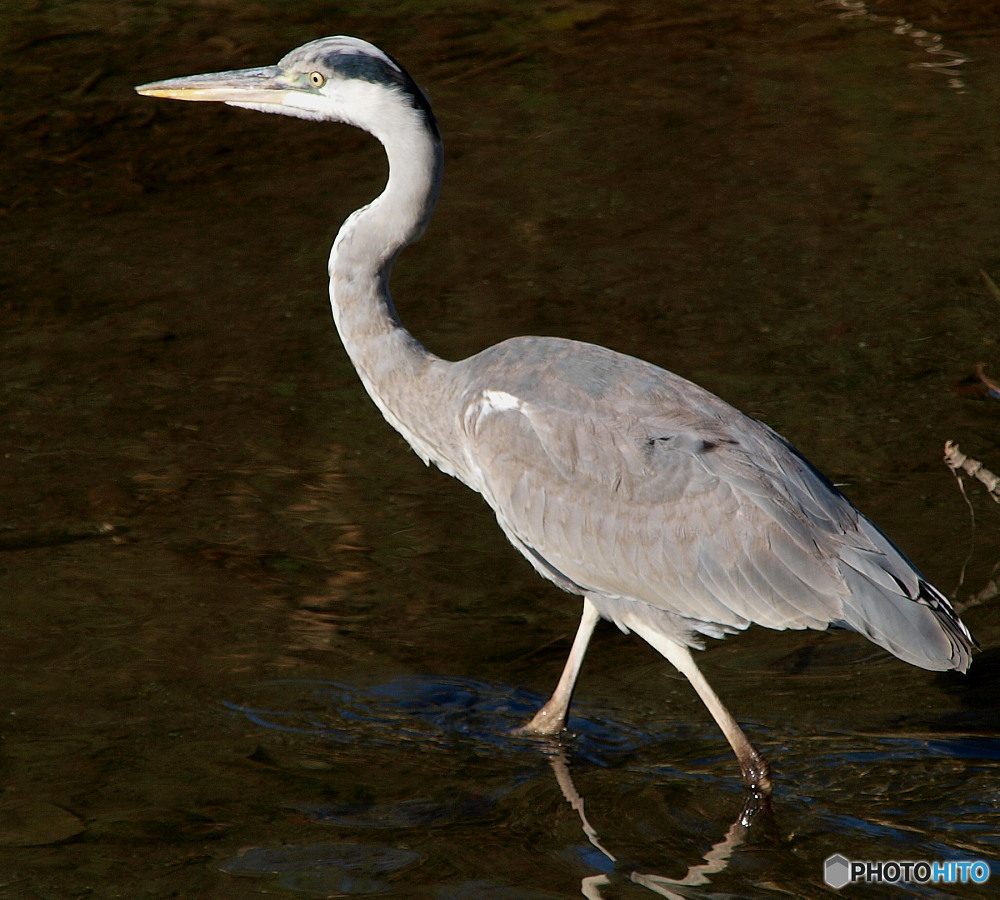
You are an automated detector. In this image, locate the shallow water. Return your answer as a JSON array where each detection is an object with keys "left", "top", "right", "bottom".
[{"left": 2, "top": 1, "right": 999, "bottom": 896}]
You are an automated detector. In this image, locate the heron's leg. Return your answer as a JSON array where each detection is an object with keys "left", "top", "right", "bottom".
[
  {"left": 518, "top": 597, "right": 601, "bottom": 735},
  {"left": 627, "top": 622, "right": 773, "bottom": 796}
]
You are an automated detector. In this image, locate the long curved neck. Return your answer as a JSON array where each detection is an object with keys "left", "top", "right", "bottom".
[{"left": 328, "top": 100, "right": 460, "bottom": 473}]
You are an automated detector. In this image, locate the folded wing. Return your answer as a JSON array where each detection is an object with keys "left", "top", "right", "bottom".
[{"left": 457, "top": 340, "right": 973, "bottom": 671}]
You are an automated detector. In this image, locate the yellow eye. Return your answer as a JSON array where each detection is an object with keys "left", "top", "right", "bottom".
[{"left": 309, "top": 71, "right": 326, "bottom": 88}]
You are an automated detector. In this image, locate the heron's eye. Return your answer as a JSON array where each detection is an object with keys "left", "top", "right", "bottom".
[{"left": 309, "top": 71, "right": 326, "bottom": 88}]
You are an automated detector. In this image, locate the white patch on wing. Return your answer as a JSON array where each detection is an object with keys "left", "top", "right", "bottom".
[
  {"left": 459, "top": 389, "right": 528, "bottom": 495},
  {"left": 481, "top": 389, "right": 521, "bottom": 412}
]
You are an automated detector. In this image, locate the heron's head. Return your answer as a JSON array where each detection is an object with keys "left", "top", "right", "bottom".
[{"left": 135, "top": 36, "right": 438, "bottom": 141}]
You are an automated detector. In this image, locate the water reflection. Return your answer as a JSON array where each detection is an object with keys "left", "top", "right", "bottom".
[
  {"left": 223, "top": 676, "right": 776, "bottom": 896},
  {"left": 222, "top": 676, "right": 653, "bottom": 761},
  {"left": 547, "top": 746, "right": 775, "bottom": 900},
  {"left": 221, "top": 674, "right": 999, "bottom": 896},
  {"left": 818, "top": 0, "right": 971, "bottom": 91}
]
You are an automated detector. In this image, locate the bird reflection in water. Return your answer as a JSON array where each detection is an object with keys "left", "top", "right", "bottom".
[{"left": 543, "top": 740, "right": 775, "bottom": 899}]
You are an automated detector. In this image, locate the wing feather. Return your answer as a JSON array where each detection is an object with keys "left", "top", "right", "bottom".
[{"left": 454, "top": 338, "right": 973, "bottom": 670}]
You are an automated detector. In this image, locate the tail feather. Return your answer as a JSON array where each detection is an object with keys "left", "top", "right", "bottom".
[{"left": 837, "top": 569, "right": 975, "bottom": 673}]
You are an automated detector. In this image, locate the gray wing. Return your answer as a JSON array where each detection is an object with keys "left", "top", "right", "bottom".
[{"left": 456, "top": 339, "right": 973, "bottom": 672}]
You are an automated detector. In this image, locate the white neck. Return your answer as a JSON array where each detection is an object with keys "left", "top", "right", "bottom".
[{"left": 327, "top": 85, "right": 459, "bottom": 473}]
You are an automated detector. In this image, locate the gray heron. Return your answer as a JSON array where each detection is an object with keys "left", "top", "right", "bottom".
[{"left": 136, "top": 36, "right": 975, "bottom": 796}]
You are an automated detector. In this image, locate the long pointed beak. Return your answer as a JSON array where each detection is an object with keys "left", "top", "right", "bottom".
[{"left": 135, "top": 65, "right": 290, "bottom": 104}]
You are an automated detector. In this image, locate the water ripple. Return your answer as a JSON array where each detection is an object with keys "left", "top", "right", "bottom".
[{"left": 222, "top": 675, "right": 663, "bottom": 765}]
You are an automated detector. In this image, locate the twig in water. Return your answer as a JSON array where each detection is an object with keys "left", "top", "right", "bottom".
[
  {"left": 974, "top": 363, "right": 1000, "bottom": 401},
  {"left": 944, "top": 441, "right": 1000, "bottom": 503},
  {"left": 0, "top": 522, "right": 117, "bottom": 551},
  {"left": 980, "top": 268, "right": 1000, "bottom": 305},
  {"left": 943, "top": 442, "right": 1000, "bottom": 612}
]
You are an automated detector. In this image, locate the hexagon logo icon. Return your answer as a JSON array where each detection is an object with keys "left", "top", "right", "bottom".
[{"left": 825, "top": 854, "right": 851, "bottom": 889}]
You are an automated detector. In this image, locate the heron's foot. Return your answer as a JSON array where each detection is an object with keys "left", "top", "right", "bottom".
[
  {"left": 740, "top": 744, "right": 773, "bottom": 798},
  {"left": 738, "top": 785, "right": 777, "bottom": 832},
  {"left": 512, "top": 703, "right": 567, "bottom": 737}
]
